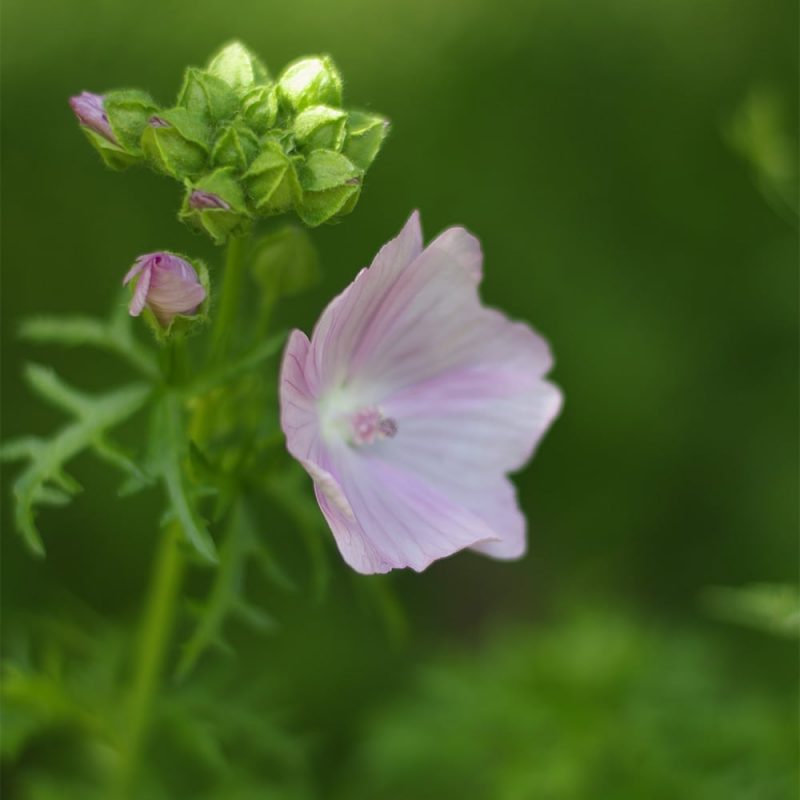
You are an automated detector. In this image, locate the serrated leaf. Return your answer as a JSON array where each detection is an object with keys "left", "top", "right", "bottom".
[
  {"left": 20, "top": 306, "right": 157, "bottom": 379},
  {"left": 24, "top": 364, "right": 91, "bottom": 416},
  {"left": 176, "top": 499, "right": 271, "bottom": 680},
  {"left": 6, "top": 380, "right": 150, "bottom": 555}
]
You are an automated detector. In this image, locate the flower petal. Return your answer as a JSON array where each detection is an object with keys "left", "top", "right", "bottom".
[
  {"left": 280, "top": 330, "right": 319, "bottom": 460},
  {"left": 312, "top": 444, "right": 499, "bottom": 574},
  {"left": 306, "top": 210, "right": 423, "bottom": 392},
  {"left": 128, "top": 264, "right": 151, "bottom": 317}
]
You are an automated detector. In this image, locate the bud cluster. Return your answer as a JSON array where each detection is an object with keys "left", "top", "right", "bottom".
[{"left": 70, "top": 42, "right": 389, "bottom": 241}]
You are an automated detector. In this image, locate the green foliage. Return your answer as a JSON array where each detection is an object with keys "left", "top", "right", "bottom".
[
  {"left": 343, "top": 613, "right": 798, "bottom": 800},
  {"left": 704, "top": 583, "right": 800, "bottom": 638},
  {"left": 0, "top": 365, "right": 150, "bottom": 555}
]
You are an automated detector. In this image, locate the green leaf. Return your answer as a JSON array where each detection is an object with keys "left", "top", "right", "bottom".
[
  {"left": 176, "top": 499, "right": 269, "bottom": 680},
  {"left": 5, "top": 377, "right": 150, "bottom": 555},
  {"left": 20, "top": 306, "right": 158, "bottom": 379},
  {"left": 152, "top": 394, "right": 217, "bottom": 564},
  {"left": 250, "top": 225, "right": 321, "bottom": 300}
]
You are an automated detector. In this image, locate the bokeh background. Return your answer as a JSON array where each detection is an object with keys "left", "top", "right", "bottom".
[{"left": 2, "top": 0, "right": 797, "bottom": 798}]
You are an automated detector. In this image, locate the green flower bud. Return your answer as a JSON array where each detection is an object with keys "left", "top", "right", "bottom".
[
  {"left": 293, "top": 105, "right": 347, "bottom": 152},
  {"left": 206, "top": 41, "right": 270, "bottom": 93},
  {"left": 241, "top": 84, "right": 279, "bottom": 135},
  {"left": 177, "top": 67, "right": 239, "bottom": 124},
  {"left": 211, "top": 122, "right": 260, "bottom": 171},
  {"left": 179, "top": 167, "right": 251, "bottom": 245},
  {"left": 103, "top": 89, "right": 159, "bottom": 155},
  {"left": 251, "top": 224, "right": 321, "bottom": 301},
  {"left": 296, "top": 149, "right": 361, "bottom": 226},
  {"left": 343, "top": 111, "right": 390, "bottom": 171},
  {"left": 140, "top": 108, "right": 210, "bottom": 179},
  {"left": 277, "top": 56, "right": 343, "bottom": 113},
  {"left": 243, "top": 140, "right": 301, "bottom": 215}
]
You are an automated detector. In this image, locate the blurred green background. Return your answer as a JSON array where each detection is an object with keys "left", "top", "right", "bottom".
[{"left": 1, "top": 0, "right": 797, "bottom": 798}]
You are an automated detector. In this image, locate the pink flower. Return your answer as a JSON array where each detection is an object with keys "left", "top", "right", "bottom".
[
  {"left": 123, "top": 252, "right": 206, "bottom": 327},
  {"left": 279, "top": 212, "right": 562, "bottom": 574}
]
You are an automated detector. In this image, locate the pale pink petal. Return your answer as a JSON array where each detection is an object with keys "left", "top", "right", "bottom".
[
  {"left": 307, "top": 210, "right": 423, "bottom": 391},
  {"left": 123, "top": 256, "right": 148, "bottom": 286},
  {"left": 313, "top": 444, "right": 499, "bottom": 574},
  {"left": 280, "top": 330, "right": 319, "bottom": 460},
  {"left": 425, "top": 225, "right": 483, "bottom": 282},
  {"left": 128, "top": 264, "right": 151, "bottom": 317}
]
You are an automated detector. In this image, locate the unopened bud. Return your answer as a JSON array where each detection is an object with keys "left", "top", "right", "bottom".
[
  {"left": 277, "top": 56, "right": 342, "bottom": 112},
  {"left": 343, "top": 111, "right": 390, "bottom": 171},
  {"left": 177, "top": 67, "right": 239, "bottom": 124},
  {"left": 70, "top": 92, "right": 116, "bottom": 143},
  {"left": 180, "top": 167, "right": 251, "bottom": 245},
  {"left": 293, "top": 105, "right": 347, "bottom": 152},
  {"left": 140, "top": 108, "right": 210, "bottom": 179},
  {"left": 123, "top": 252, "right": 207, "bottom": 329},
  {"left": 206, "top": 41, "right": 270, "bottom": 93},
  {"left": 243, "top": 140, "right": 300, "bottom": 215},
  {"left": 211, "top": 122, "right": 259, "bottom": 171},
  {"left": 241, "top": 84, "right": 279, "bottom": 135},
  {"left": 296, "top": 150, "right": 361, "bottom": 226}
]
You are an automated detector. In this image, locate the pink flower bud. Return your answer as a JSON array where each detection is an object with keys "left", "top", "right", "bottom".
[
  {"left": 69, "top": 92, "right": 118, "bottom": 145},
  {"left": 123, "top": 252, "right": 206, "bottom": 327},
  {"left": 188, "top": 189, "right": 231, "bottom": 210}
]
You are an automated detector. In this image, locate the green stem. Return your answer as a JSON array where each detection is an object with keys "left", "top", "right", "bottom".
[
  {"left": 114, "top": 520, "right": 185, "bottom": 799},
  {"left": 210, "top": 235, "right": 248, "bottom": 362}
]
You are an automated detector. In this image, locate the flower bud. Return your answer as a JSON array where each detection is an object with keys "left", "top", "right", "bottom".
[
  {"left": 211, "top": 122, "right": 259, "bottom": 171},
  {"left": 277, "top": 56, "right": 343, "bottom": 112},
  {"left": 103, "top": 89, "right": 159, "bottom": 153},
  {"left": 70, "top": 92, "right": 137, "bottom": 170},
  {"left": 343, "top": 111, "right": 390, "bottom": 171},
  {"left": 70, "top": 92, "right": 116, "bottom": 143},
  {"left": 243, "top": 140, "right": 300, "bottom": 215},
  {"left": 177, "top": 67, "right": 239, "bottom": 124},
  {"left": 241, "top": 84, "right": 279, "bottom": 135},
  {"left": 293, "top": 105, "right": 347, "bottom": 152},
  {"left": 140, "top": 108, "right": 210, "bottom": 179},
  {"left": 206, "top": 41, "right": 270, "bottom": 93},
  {"left": 123, "top": 252, "right": 207, "bottom": 329},
  {"left": 296, "top": 150, "right": 361, "bottom": 226},
  {"left": 180, "top": 167, "right": 251, "bottom": 245}
]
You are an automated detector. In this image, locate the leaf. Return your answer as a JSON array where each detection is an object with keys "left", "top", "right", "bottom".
[
  {"left": 151, "top": 394, "right": 217, "bottom": 564},
  {"left": 20, "top": 303, "right": 158, "bottom": 379},
  {"left": 5, "top": 373, "right": 150, "bottom": 555},
  {"left": 24, "top": 363, "right": 91, "bottom": 416},
  {"left": 176, "top": 499, "right": 274, "bottom": 680}
]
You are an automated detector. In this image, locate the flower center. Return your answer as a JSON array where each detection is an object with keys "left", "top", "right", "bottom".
[{"left": 348, "top": 406, "right": 398, "bottom": 446}]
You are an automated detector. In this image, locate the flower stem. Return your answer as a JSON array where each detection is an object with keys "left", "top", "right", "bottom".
[
  {"left": 210, "top": 234, "right": 248, "bottom": 362},
  {"left": 114, "top": 520, "right": 185, "bottom": 799}
]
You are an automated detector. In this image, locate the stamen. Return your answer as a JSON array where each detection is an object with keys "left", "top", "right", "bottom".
[{"left": 349, "top": 407, "right": 398, "bottom": 446}]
